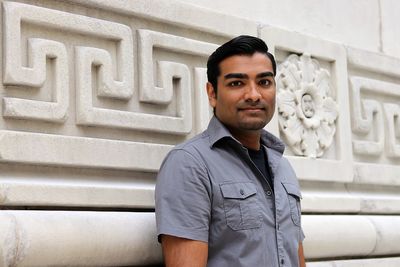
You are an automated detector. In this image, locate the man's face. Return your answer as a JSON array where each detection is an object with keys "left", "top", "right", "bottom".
[{"left": 207, "top": 52, "right": 276, "bottom": 133}]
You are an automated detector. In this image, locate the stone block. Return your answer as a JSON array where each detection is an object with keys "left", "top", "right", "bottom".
[
  {"left": 303, "top": 215, "right": 400, "bottom": 259},
  {"left": 301, "top": 183, "right": 361, "bottom": 213},
  {"left": 66, "top": 0, "right": 258, "bottom": 37},
  {"left": 0, "top": 1, "right": 256, "bottom": 172},
  {"left": 302, "top": 215, "right": 376, "bottom": 258},
  {"left": 381, "top": 0, "right": 400, "bottom": 58},
  {"left": 308, "top": 257, "right": 400, "bottom": 267},
  {"left": 259, "top": 26, "right": 353, "bottom": 183},
  {"left": 0, "top": 211, "right": 162, "bottom": 267},
  {"left": 0, "top": 0, "right": 257, "bottom": 209},
  {"left": 346, "top": 47, "right": 400, "bottom": 186},
  {"left": 367, "top": 216, "right": 400, "bottom": 255},
  {"left": 181, "top": 0, "right": 381, "bottom": 52}
]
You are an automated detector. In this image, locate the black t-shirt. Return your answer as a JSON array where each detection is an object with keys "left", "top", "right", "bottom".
[{"left": 247, "top": 147, "right": 274, "bottom": 191}]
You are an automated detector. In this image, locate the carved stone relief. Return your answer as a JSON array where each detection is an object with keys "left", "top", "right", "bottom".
[
  {"left": 0, "top": 1, "right": 217, "bottom": 170},
  {"left": 2, "top": 2, "right": 218, "bottom": 136},
  {"left": 384, "top": 103, "right": 400, "bottom": 157},
  {"left": 350, "top": 77, "right": 400, "bottom": 158},
  {"left": 3, "top": 2, "right": 70, "bottom": 123},
  {"left": 277, "top": 54, "right": 339, "bottom": 158}
]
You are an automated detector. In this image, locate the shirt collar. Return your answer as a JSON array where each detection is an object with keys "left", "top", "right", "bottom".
[
  {"left": 207, "top": 116, "right": 235, "bottom": 146},
  {"left": 206, "top": 116, "right": 286, "bottom": 156}
]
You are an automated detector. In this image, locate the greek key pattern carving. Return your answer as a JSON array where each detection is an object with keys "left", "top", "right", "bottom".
[
  {"left": 79, "top": 30, "right": 216, "bottom": 134},
  {"left": 384, "top": 104, "right": 400, "bottom": 157},
  {"left": 350, "top": 77, "right": 400, "bottom": 158},
  {"left": 0, "top": 1, "right": 218, "bottom": 170},
  {"left": 3, "top": 1, "right": 133, "bottom": 124},
  {"left": 137, "top": 30, "right": 217, "bottom": 133},
  {"left": 3, "top": 3, "right": 70, "bottom": 122},
  {"left": 2, "top": 2, "right": 218, "bottom": 135}
]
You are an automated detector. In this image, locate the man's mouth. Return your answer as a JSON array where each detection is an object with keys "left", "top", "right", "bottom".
[{"left": 238, "top": 107, "right": 265, "bottom": 111}]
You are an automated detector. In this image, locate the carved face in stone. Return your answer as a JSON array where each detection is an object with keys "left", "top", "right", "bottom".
[{"left": 301, "top": 94, "right": 315, "bottom": 118}]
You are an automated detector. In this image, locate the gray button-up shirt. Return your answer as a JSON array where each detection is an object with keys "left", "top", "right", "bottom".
[{"left": 156, "top": 116, "right": 305, "bottom": 267}]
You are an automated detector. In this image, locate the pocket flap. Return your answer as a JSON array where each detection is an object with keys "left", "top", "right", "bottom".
[
  {"left": 282, "top": 182, "right": 302, "bottom": 198},
  {"left": 220, "top": 182, "right": 257, "bottom": 199}
]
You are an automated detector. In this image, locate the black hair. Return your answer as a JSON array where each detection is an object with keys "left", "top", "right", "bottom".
[{"left": 206, "top": 35, "right": 276, "bottom": 92}]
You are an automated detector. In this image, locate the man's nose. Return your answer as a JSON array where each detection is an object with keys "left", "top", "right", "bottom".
[{"left": 244, "top": 82, "right": 261, "bottom": 102}]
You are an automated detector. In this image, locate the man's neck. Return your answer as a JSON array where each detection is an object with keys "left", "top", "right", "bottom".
[{"left": 228, "top": 128, "right": 262, "bottom": 150}]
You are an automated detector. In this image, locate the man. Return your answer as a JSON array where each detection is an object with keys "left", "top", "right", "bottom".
[{"left": 155, "top": 35, "right": 306, "bottom": 267}]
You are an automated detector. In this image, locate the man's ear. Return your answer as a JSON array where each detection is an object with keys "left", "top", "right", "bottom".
[{"left": 206, "top": 82, "right": 217, "bottom": 108}]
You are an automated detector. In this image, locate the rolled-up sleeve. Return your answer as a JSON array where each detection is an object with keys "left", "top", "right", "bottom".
[{"left": 155, "top": 149, "right": 211, "bottom": 243}]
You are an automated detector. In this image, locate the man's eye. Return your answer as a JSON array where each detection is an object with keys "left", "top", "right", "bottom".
[
  {"left": 228, "top": 81, "right": 243, "bottom": 87},
  {"left": 259, "top": 79, "right": 272, "bottom": 86}
]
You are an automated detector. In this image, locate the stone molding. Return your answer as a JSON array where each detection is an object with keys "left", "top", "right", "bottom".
[
  {"left": 260, "top": 26, "right": 353, "bottom": 183},
  {"left": 0, "top": 211, "right": 162, "bottom": 267},
  {"left": 1, "top": 212, "right": 400, "bottom": 266},
  {"left": 308, "top": 257, "right": 400, "bottom": 267}
]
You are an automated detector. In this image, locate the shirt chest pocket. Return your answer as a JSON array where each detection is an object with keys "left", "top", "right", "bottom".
[
  {"left": 220, "top": 182, "right": 262, "bottom": 231},
  {"left": 282, "top": 182, "right": 302, "bottom": 226}
]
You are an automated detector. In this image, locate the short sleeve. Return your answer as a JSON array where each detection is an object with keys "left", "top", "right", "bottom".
[
  {"left": 300, "top": 227, "right": 305, "bottom": 242},
  {"left": 155, "top": 149, "right": 211, "bottom": 243},
  {"left": 300, "top": 201, "right": 306, "bottom": 242}
]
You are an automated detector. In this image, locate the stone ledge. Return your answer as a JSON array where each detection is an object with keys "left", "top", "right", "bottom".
[
  {"left": 303, "top": 215, "right": 400, "bottom": 259},
  {"left": 0, "top": 211, "right": 161, "bottom": 267},
  {"left": 307, "top": 257, "right": 400, "bottom": 267},
  {"left": 1, "top": 212, "right": 400, "bottom": 266}
]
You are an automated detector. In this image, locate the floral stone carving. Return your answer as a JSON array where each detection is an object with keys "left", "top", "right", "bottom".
[{"left": 276, "top": 54, "right": 339, "bottom": 158}]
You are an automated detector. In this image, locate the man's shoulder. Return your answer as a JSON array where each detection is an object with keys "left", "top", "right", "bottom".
[
  {"left": 166, "top": 131, "right": 212, "bottom": 163},
  {"left": 158, "top": 131, "right": 212, "bottom": 175},
  {"left": 173, "top": 131, "right": 210, "bottom": 152}
]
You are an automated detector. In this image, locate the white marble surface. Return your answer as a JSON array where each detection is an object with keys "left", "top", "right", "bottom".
[
  {"left": 180, "top": 0, "right": 382, "bottom": 54},
  {"left": 303, "top": 215, "right": 400, "bottom": 258},
  {"left": 0, "top": 211, "right": 162, "bottom": 267},
  {"left": 1, "top": 212, "right": 400, "bottom": 266},
  {"left": 308, "top": 257, "right": 400, "bottom": 267},
  {"left": 381, "top": 0, "right": 400, "bottom": 58}
]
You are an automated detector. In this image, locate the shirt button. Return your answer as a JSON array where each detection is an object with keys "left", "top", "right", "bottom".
[
  {"left": 240, "top": 189, "right": 245, "bottom": 195},
  {"left": 266, "top": 191, "right": 272, "bottom": 196}
]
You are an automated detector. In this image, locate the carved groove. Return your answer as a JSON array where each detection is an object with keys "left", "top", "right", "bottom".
[{"left": 350, "top": 77, "right": 400, "bottom": 157}]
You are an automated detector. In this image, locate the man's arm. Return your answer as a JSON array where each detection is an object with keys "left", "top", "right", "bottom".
[
  {"left": 161, "top": 235, "right": 208, "bottom": 267},
  {"left": 298, "top": 242, "right": 306, "bottom": 267}
]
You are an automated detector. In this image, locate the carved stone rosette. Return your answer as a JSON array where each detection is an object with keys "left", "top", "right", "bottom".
[{"left": 276, "top": 54, "right": 339, "bottom": 158}]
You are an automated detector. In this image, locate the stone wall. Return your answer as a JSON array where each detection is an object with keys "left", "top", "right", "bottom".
[{"left": 0, "top": 0, "right": 399, "bottom": 266}]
